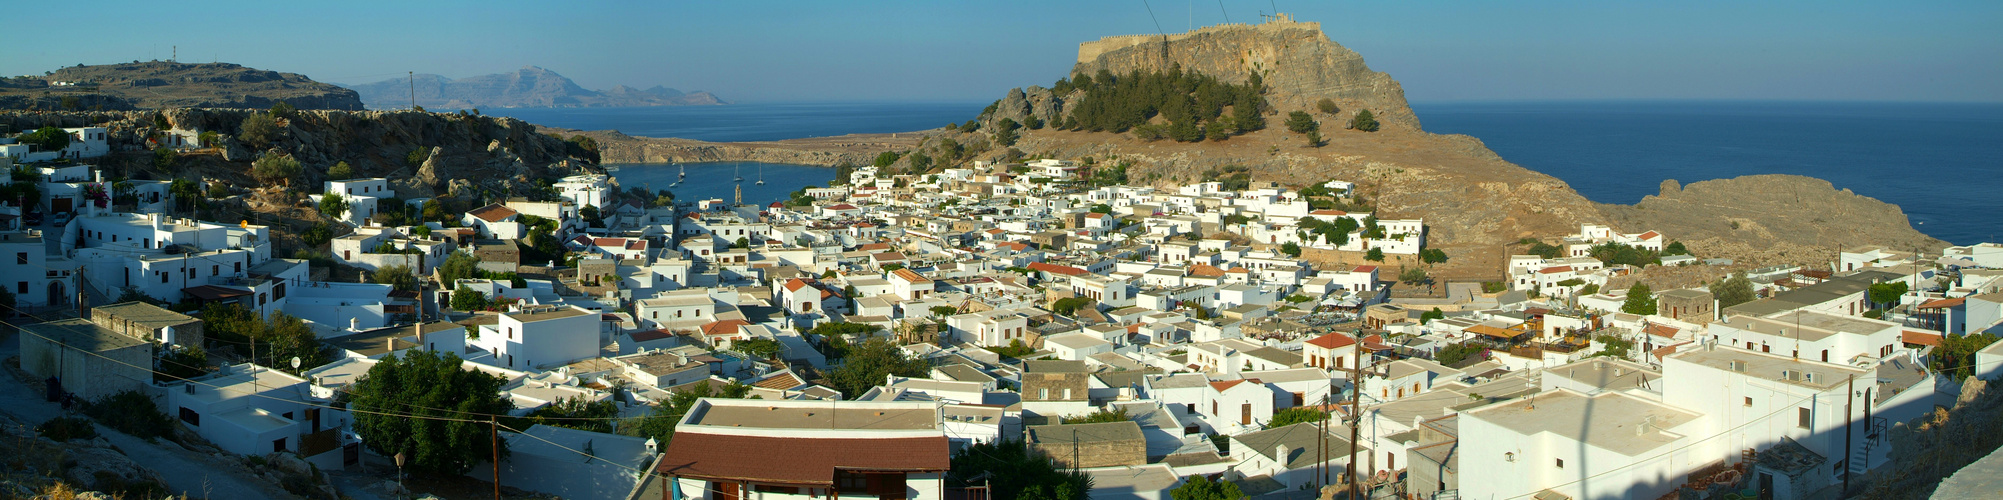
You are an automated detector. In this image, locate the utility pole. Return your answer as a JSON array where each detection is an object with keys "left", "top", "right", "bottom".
[
  {"left": 1348, "top": 340, "right": 1364, "bottom": 500},
  {"left": 491, "top": 418, "right": 502, "bottom": 500},
  {"left": 409, "top": 71, "right": 417, "bottom": 110}
]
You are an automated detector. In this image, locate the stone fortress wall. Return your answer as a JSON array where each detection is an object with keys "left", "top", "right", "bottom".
[{"left": 1076, "top": 14, "right": 1318, "bottom": 64}]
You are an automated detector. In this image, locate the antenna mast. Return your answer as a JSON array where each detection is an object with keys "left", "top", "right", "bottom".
[{"left": 409, "top": 71, "right": 417, "bottom": 110}]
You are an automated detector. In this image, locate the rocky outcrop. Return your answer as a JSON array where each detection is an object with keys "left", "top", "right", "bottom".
[
  {"left": 1070, "top": 14, "right": 1418, "bottom": 130},
  {"left": 1600, "top": 175, "right": 1948, "bottom": 265},
  {"left": 0, "top": 61, "right": 363, "bottom": 110}
]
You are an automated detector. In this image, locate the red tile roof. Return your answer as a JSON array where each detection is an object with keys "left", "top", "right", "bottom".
[
  {"left": 826, "top": 204, "right": 858, "bottom": 211},
  {"left": 752, "top": 371, "right": 803, "bottom": 389},
  {"left": 628, "top": 329, "right": 676, "bottom": 343},
  {"left": 891, "top": 268, "right": 929, "bottom": 283},
  {"left": 593, "top": 237, "right": 627, "bottom": 247},
  {"left": 466, "top": 204, "right": 518, "bottom": 223},
  {"left": 1351, "top": 266, "right": 1377, "bottom": 273},
  {"left": 701, "top": 319, "right": 750, "bottom": 336},
  {"left": 1638, "top": 231, "right": 1661, "bottom": 239},
  {"left": 783, "top": 278, "right": 814, "bottom": 292},
  {"left": 1209, "top": 380, "right": 1246, "bottom": 392},
  {"left": 1305, "top": 332, "right": 1357, "bottom": 349},
  {"left": 1917, "top": 298, "right": 1965, "bottom": 309},
  {"left": 1642, "top": 324, "right": 1680, "bottom": 338},
  {"left": 657, "top": 433, "right": 950, "bottom": 485},
  {"left": 1189, "top": 265, "right": 1226, "bottom": 278},
  {"left": 1027, "top": 262, "right": 1088, "bottom": 276}
]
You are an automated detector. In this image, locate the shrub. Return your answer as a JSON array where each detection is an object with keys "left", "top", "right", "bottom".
[
  {"left": 83, "top": 390, "right": 177, "bottom": 440},
  {"left": 327, "top": 161, "right": 354, "bottom": 181},
  {"left": 36, "top": 416, "right": 100, "bottom": 441},
  {"left": 239, "top": 112, "right": 279, "bottom": 148},
  {"left": 1316, "top": 98, "right": 1340, "bottom": 115},
  {"left": 251, "top": 153, "right": 302, "bottom": 185},
  {"left": 1351, "top": 109, "right": 1380, "bottom": 132}
]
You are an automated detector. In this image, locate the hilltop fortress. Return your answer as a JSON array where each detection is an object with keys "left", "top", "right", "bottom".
[{"left": 1076, "top": 13, "right": 1321, "bottom": 64}]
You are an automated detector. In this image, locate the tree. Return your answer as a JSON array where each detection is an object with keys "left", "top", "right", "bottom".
[
  {"left": 200, "top": 304, "right": 327, "bottom": 372},
  {"left": 1712, "top": 273, "right": 1756, "bottom": 309},
  {"left": 1421, "top": 307, "right": 1446, "bottom": 322},
  {"left": 929, "top": 305, "right": 959, "bottom": 317},
  {"left": 341, "top": 350, "right": 513, "bottom": 476},
  {"left": 318, "top": 192, "right": 348, "bottom": 218},
  {"left": 1285, "top": 111, "right": 1318, "bottom": 134},
  {"left": 579, "top": 204, "right": 602, "bottom": 227},
  {"left": 1436, "top": 342, "right": 1484, "bottom": 366},
  {"left": 251, "top": 153, "right": 302, "bottom": 186},
  {"left": 1622, "top": 283, "right": 1658, "bottom": 315},
  {"left": 1267, "top": 407, "right": 1328, "bottom": 429},
  {"left": 1304, "top": 129, "right": 1323, "bottom": 147},
  {"left": 437, "top": 252, "right": 482, "bottom": 286},
  {"left": 18, "top": 126, "right": 71, "bottom": 152},
  {"left": 1868, "top": 281, "right": 1909, "bottom": 308},
  {"left": 373, "top": 264, "right": 419, "bottom": 292},
  {"left": 1663, "top": 241, "right": 1689, "bottom": 256},
  {"left": 411, "top": 225, "right": 432, "bottom": 238},
  {"left": 1280, "top": 241, "right": 1302, "bottom": 257},
  {"left": 1170, "top": 475, "right": 1242, "bottom": 500},
  {"left": 302, "top": 222, "right": 333, "bottom": 247},
  {"left": 1350, "top": 109, "right": 1380, "bottom": 132},
  {"left": 450, "top": 289, "right": 490, "bottom": 311},
  {"left": 1064, "top": 407, "right": 1130, "bottom": 424},
  {"left": 1591, "top": 333, "right": 1635, "bottom": 360},
  {"left": 873, "top": 151, "right": 903, "bottom": 167},
  {"left": 1366, "top": 248, "right": 1385, "bottom": 262},
  {"left": 1420, "top": 248, "right": 1449, "bottom": 264},
  {"left": 269, "top": 101, "right": 297, "bottom": 120},
  {"left": 1933, "top": 332, "right": 1999, "bottom": 381},
  {"left": 524, "top": 397, "right": 619, "bottom": 434},
  {"left": 407, "top": 148, "right": 431, "bottom": 168},
  {"left": 1051, "top": 297, "right": 1095, "bottom": 316},
  {"left": 239, "top": 112, "right": 280, "bottom": 148},
  {"left": 827, "top": 338, "right": 931, "bottom": 399},
  {"left": 153, "top": 146, "right": 178, "bottom": 169},
  {"left": 735, "top": 338, "right": 784, "bottom": 360},
  {"left": 1400, "top": 267, "right": 1430, "bottom": 286},
  {"left": 947, "top": 439, "right": 1091, "bottom": 500},
  {"left": 327, "top": 161, "right": 355, "bottom": 181}
]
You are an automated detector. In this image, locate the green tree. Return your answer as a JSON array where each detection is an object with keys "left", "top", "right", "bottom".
[
  {"left": 1580, "top": 283, "right": 1601, "bottom": 295},
  {"left": 1420, "top": 248, "right": 1449, "bottom": 264},
  {"left": 524, "top": 397, "right": 619, "bottom": 434},
  {"left": 373, "top": 264, "right": 419, "bottom": 292},
  {"left": 1304, "top": 129, "right": 1323, "bottom": 147},
  {"left": 153, "top": 146, "right": 178, "bottom": 169},
  {"left": 1436, "top": 342, "right": 1484, "bottom": 367},
  {"left": 1051, "top": 297, "right": 1095, "bottom": 316},
  {"left": 438, "top": 252, "right": 482, "bottom": 285},
  {"left": 269, "top": 101, "right": 297, "bottom": 120},
  {"left": 1285, "top": 111, "right": 1318, "bottom": 134},
  {"left": 929, "top": 305, "right": 959, "bottom": 317},
  {"left": 873, "top": 151, "right": 903, "bottom": 167},
  {"left": 1663, "top": 241, "right": 1689, "bottom": 256},
  {"left": 1868, "top": 281, "right": 1909, "bottom": 308},
  {"left": 18, "top": 126, "right": 71, "bottom": 152},
  {"left": 1421, "top": 307, "right": 1446, "bottom": 322},
  {"left": 1591, "top": 334, "right": 1635, "bottom": 360},
  {"left": 155, "top": 345, "right": 212, "bottom": 382},
  {"left": 1712, "top": 273, "right": 1756, "bottom": 309},
  {"left": 1933, "top": 332, "right": 1999, "bottom": 381},
  {"left": 239, "top": 112, "right": 280, "bottom": 148},
  {"left": 947, "top": 439, "right": 1091, "bottom": 500},
  {"left": 1366, "top": 248, "right": 1385, "bottom": 262},
  {"left": 579, "top": 204, "right": 603, "bottom": 227},
  {"left": 200, "top": 304, "right": 328, "bottom": 372},
  {"left": 734, "top": 338, "right": 784, "bottom": 360},
  {"left": 1400, "top": 267, "right": 1429, "bottom": 286},
  {"left": 1267, "top": 407, "right": 1329, "bottom": 429},
  {"left": 341, "top": 350, "right": 513, "bottom": 475},
  {"left": 1622, "top": 283, "right": 1658, "bottom": 315},
  {"left": 450, "top": 289, "right": 490, "bottom": 311},
  {"left": 1170, "top": 475, "right": 1243, "bottom": 500},
  {"left": 251, "top": 153, "right": 302, "bottom": 186},
  {"left": 407, "top": 148, "right": 431, "bottom": 168},
  {"left": 318, "top": 192, "right": 348, "bottom": 218},
  {"left": 828, "top": 338, "right": 931, "bottom": 399},
  {"left": 1316, "top": 98, "right": 1340, "bottom": 115},
  {"left": 302, "top": 221, "right": 334, "bottom": 247},
  {"left": 1064, "top": 407, "right": 1130, "bottom": 424},
  {"left": 1350, "top": 109, "right": 1380, "bottom": 132},
  {"left": 1280, "top": 241, "right": 1302, "bottom": 257},
  {"left": 327, "top": 161, "right": 355, "bottom": 181}
]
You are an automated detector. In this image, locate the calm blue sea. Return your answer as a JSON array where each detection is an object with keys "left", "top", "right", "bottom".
[
  {"left": 500, "top": 100, "right": 1999, "bottom": 245},
  {"left": 1413, "top": 101, "right": 2003, "bottom": 245}
]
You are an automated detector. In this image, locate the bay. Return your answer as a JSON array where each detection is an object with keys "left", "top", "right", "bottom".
[
  {"left": 1412, "top": 100, "right": 2003, "bottom": 245},
  {"left": 484, "top": 101, "right": 986, "bottom": 142},
  {"left": 603, "top": 161, "right": 835, "bottom": 208}
]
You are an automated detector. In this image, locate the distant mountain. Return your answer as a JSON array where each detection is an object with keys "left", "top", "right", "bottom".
[
  {"left": 0, "top": 61, "right": 363, "bottom": 110},
  {"left": 342, "top": 66, "right": 725, "bottom": 110}
]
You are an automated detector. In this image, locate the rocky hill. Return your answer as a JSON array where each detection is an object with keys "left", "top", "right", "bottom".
[
  {"left": 0, "top": 61, "right": 363, "bottom": 111},
  {"left": 950, "top": 14, "right": 1945, "bottom": 272},
  {"left": 343, "top": 66, "right": 726, "bottom": 110}
]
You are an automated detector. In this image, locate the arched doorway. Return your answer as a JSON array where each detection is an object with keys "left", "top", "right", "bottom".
[{"left": 47, "top": 281, "right": 65, "bottom": 306}]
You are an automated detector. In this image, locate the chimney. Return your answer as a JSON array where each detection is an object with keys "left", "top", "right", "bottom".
[
  {"left": 350, "top": 317, "right": 360, "bottom": 331},
  {"left": 1276, "top": 444, "right": 1291, "bottom": 464}
]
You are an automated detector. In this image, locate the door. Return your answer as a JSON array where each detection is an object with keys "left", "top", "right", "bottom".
[
  {"left": 51, "top": 197, "right": 72, "bottom": 214},
  {"left": 1241, "top": 403, "right": 1251, "bottom": 425},
  {"left": 1758, "top": 472, "right": 1773, "bottom": 500},
  {"left": 710, "top": 481, "right": 740, "bottom": 500}
]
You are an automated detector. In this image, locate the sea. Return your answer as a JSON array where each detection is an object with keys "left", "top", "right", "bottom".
[{"left": 492, "top": 100, "right": 2000, "bottom": 245}]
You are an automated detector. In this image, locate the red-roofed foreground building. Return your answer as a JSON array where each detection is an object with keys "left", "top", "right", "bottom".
[{"left": 655, "top": 399, "right": 951, "bottom": 499}]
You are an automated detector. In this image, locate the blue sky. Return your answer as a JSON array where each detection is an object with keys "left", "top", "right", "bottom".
[{"left": 3, "top": 1, "right": 1997, "bottom": 103}]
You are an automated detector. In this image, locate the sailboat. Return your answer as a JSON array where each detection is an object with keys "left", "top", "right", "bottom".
[
  {"left": 756, "top": 164, "right": 766, "bottom": 185},
  {"left": 678, "top": 163, "right": 686, "bottom": 181},
  {"left": 734, "top": 164, "right": 744, "bottom": 183}
]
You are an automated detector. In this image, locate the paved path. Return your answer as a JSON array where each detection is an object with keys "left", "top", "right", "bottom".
[{"left": 0, "top": 328, "right": 299, "bottom": 500}]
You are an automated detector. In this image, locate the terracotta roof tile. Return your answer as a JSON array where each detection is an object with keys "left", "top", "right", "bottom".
[
  {"left": 1305, "top": 332, "right": 1357, "bottom": 349},
  {"left": 1902, "top": 330, "right": 1943, "bottom": 347},
  {"left": 467, "top": 204, "right": 518, "bottom": 223},
  {"left": 657, "top": 433, "right": 949, "bottom": 485}
]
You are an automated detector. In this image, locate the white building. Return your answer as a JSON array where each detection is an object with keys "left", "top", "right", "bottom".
[{"left": 469, "top": 306, "right": 600, "bottom": 370}]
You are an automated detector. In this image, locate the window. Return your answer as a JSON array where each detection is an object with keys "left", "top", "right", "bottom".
[
  {"left": 272, "top": 438, "right": 287, "bottom": 452},
  {"left": 212, "top": 265, "right": 219, "bottom": 276},
  {"left": 1212, "top": 401, "right": 1218, "bottom": 416},
  {"left": 1798, "top": 407, "right": 1812, "bottom": 428},
  {"left": 179, "top": 407, "right": 200, "bottom": 426},
  {"left": 1744, "top": 397, "right": 1753, "bottom": 407},
  {"left": 15, "top": 252, "right": 24, "bottom": 265},
  {"left": 162, "top": 272, "right": 170, "bottom": 283},
  {"left": 1556, "top": 458, "right": 1565, "bottom": 469},
  {"left": 14, "top": 282, "right": 23, "bottom": 294},
  {"left": 274, "top": 283, "right": 286, "bottom": 300},
  {"left": 1039, "top": 388, "right": 1049, "bottom": 400}
]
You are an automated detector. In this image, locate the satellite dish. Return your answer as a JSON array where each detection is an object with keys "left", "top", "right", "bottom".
[{"left": 290, "top": 356, "right": 301, "bottom": 370}]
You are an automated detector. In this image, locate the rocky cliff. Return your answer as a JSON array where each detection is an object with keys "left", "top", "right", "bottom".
[
  {"left": 344, "top": 67, "right": 726, "bottom": 110},
  {"left": 960, "top": 14, "right": 1946, "bottom": 272},
  {"left": 0, "top": 61, "right": 364, "bottom": 110},
  {"left": 560, "top": 128, "right": 920, "bottom": 167}
]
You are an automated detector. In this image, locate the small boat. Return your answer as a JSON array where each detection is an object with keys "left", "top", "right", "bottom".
[
  {"left": 604, "top": 165, "right": 621, "bottom": 172},
  {"left": 756, "top": 164, "right": 766, "bottom": 185},
  {"left": 678, "top": 164, "right": 686, "bottom": 180},
  {"left": 734, "top": 164, "right": 743, "bottom": 183}
]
